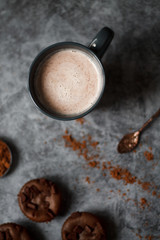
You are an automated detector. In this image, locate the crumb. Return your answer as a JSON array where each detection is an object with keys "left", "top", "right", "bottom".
[
  {"left": 76, "top": 118, "right": 85, "bottom": 125},
  {"left": 144, "top": 151, "right": 154, "bottom": 161},
  {"left": 152, "top": 191, "right": 156, "bottom": 196},
  {"left": 65, "top": 129, "right": 68, "bottom": 134},
  {"left": 85, "top": 176, "right": 90, "bottom": 184},
  {"left": 140, "top": 198, "right": 149, "bottom": 209}
]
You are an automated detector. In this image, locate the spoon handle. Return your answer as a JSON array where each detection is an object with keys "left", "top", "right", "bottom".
[{"left": 139, "top": 108, "right": 160, "bottom": 133}]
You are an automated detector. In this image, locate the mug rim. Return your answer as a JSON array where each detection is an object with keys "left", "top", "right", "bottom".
[{"left": 28, "top": 41, "right": 106, "bottom": 121}]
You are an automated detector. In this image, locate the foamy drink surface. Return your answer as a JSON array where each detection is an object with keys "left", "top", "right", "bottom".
[{"left": 35, "top": 48, "right": 103, "bottom": 116}]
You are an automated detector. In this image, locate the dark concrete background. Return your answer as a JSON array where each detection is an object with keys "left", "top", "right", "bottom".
[{"left": 0, "top": 1, "right": 160, "bottom": 239}]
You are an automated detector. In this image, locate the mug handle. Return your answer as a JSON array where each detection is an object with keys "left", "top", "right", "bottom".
[{"left": 88, "top": 27, "right": 114, "bottom": 59}]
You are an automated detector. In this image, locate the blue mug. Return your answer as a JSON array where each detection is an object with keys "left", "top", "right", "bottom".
[{"left": 28, "top": 27, "right": 114, "bottom": 120}]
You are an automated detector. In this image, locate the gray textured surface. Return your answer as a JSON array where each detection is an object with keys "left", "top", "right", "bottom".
[{"left": 0, "top": 0, "right": 160, "bottom": 239}]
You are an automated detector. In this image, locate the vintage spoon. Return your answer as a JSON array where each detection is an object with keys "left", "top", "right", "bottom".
[{"left": 118, "top": 108, "right": 160, "bottom": 153}]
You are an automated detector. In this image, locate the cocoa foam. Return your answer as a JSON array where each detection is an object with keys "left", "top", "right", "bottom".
[{"left": 35, "top": 48, "right": 103, "bottom": 116}]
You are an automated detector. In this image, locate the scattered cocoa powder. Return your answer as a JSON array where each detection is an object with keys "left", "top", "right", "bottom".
[
  {"left": 101, "top": 161, "right": 159, "bottom": 200},
  {"left": 136, "top": 233, "right": 142, "bottom": 239},
  {"left": 102, "top": 162, "right": 107, "bottom": 170},
  {"left": 62, "top": 130, "right": 159, "bottom": 211},
  {"left": 145, "top": 236, "right": 152, "bottom": 240},
  {"left": 152, "top": 161, "right": 159, "bottom": 169},
  {"left": 140, "top": 198, "right": 149, "bottom": 209},
  {"left": 88, "top": 161, "right": 100, "bottom": 168},
  {"left": 85, "top": 176, "right": 90, "bottom": 184},
  {"left": 135, "top": 234, "right": 159, "bottom": 240},
  {"left": 126, "top": 198, "right": 138, "bottom": 206},
  {"left": 144, "top": 222, "right": 148, "bottom": 227},
  {"left": 76, "top": 118, "right": 85, "bottom": 125},
  {"left": 152, "top": 191, "right": 156, "bottom": 196},
  {"left": 63, "top": 130, "right": 99, "bottom": 163},
  {"left": 108, "top": 166, "right": 137, "bottom": 185},
  {"left": 91, "top": 141, "right": 99, "bottom": 148},
  {"left": 140, "top": 182, "right": 151, "bottom": 192},
  {"left": 144, "top": 150, "right": 154, "bottom": 161}
]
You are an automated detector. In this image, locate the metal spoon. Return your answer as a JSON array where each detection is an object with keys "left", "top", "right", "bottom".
[{"left": 117, "top": 108, "right": 160, "bottom": 153}]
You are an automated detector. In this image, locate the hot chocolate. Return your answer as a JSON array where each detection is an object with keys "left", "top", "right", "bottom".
[{"left": 34, "top": 48, "right": 103, "bottom": 116}]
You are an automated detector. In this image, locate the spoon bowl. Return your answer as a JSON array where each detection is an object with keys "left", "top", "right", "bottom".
[
  {"left": 117, "top": 108, "right": 160, "bottom": 154},
  {"left": 117, "top": 131, "right": 140, "bottom": 153}
]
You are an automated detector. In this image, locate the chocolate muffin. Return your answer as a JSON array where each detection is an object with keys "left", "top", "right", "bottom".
[
  {"left": 0, "top": 223, "right": 32, "bottom": 240},
  {"left": 62, "top": 212, "right": 106, "bottom": 240},
  {"left": 18, "top": 178, "right": 61, "bottom": 222}
]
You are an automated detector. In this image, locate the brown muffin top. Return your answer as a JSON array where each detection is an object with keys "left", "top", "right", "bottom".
[
  {"left": 0, "top": 223, "right": 32, "bottom": 240},
  {"left": 62, "top": 212, "right": 106, "bottom": 240},
  {"left": 18, "top": 178, "right": 61, "bottom": 222}
]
